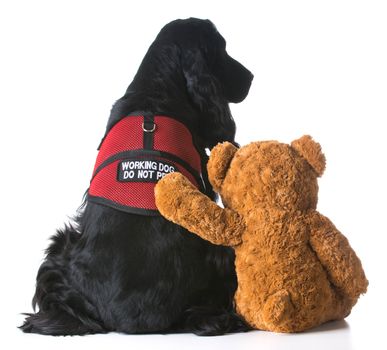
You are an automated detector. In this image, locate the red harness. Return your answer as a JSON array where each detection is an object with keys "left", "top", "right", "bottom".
[{"left": 88, "top": 114, "right": 203, "bottom": 215}]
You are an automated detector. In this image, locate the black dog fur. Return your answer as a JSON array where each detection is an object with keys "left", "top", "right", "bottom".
[{"left": 20, "top": 18, "right": 253, "bottom": 336}]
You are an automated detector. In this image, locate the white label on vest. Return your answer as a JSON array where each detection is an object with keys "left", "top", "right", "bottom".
[{"left": 117, "top": 159, "right": 176, "bottom": 182}]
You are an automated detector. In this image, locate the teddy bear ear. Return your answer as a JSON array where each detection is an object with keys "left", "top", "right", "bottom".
[
  {"left": 291, "top": 135, "right": 326, "bottom": 177},
  {"left": 207, "top": 142, "right": 238, "bottom": 191}
]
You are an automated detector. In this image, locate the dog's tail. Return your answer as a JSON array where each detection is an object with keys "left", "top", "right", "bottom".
[{"left": 20, "top": 225, "right": 106, "bottom": 335}]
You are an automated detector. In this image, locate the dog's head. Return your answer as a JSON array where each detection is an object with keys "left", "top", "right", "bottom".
[{"left": 153, "top": 18, "right": 253, "bottom": 147}]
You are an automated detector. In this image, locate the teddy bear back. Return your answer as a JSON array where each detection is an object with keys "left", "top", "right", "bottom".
[{"left": 234, "top": 210, "right": 342, "bottom": 332}]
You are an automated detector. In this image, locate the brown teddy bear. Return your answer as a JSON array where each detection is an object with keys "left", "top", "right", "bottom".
[{"left": 155, "top": 135, "right": 368, "bottom": 333}]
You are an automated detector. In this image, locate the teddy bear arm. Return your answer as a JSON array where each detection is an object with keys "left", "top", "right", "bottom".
[
  {"left": 155, "top": 172, "right": 244, "bottom": 246},
  {"left": 195, "top": 206, "right": 245, "bottom": 246},
  {"left": 308, "top": 212, "right": 368, "bottom": 303}
]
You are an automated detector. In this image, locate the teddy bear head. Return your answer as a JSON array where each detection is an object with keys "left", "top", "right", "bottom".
[{"left": 207, "top": 135, "right": 326, "bottom": 215}]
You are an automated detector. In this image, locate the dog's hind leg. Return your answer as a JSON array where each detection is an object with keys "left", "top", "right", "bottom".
[
  {"left": 174, "top": 306, "right": 251, "bottom": 336},
  {"left": 20, "top": 284, "right": 106, "bottom": 336},
  {"left": 20, "top": 309, "right": 103, "bottom": 336},
  {"left": 20, "top": 225, "right": 106, "bottom": 335}
]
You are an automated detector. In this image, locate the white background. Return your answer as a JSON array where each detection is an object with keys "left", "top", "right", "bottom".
[{"left": 1, "top": 1, "right": 386, "bottom": 349}]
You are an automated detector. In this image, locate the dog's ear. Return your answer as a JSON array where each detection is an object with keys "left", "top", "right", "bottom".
[
  {"left": 182, "top": 48, "right": 237, "bottom": 147},
  {"left": 182, "top": 41, "right": 253, "bottom": 107},
  {"left": 207, "top": 142, "right": 238, "bottom": 192},
  {"left": 182, "top": 47, "right": 225, "bottom": 113}
]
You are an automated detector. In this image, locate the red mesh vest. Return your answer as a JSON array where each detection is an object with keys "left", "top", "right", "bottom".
[{"left": 88, "top": 114, "right": 203, "bottom": 215}]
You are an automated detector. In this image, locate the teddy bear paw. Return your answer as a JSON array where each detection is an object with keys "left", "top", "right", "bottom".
[{"left": 262, "top": 290, "right": 295, "bottom": 331}]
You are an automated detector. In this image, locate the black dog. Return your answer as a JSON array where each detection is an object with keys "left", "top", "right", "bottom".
[{"left": 21, "top": 18, "right": 253, "bottom": 336}]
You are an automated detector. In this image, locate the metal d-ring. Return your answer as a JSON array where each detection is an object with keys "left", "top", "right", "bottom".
[{"left": 142, "top": 122, "right": 156, "bottom": 133}]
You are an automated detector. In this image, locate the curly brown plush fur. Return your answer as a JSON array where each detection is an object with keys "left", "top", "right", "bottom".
[{"left": 155, "top": 135, "right": 368, "bottom": 333}]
